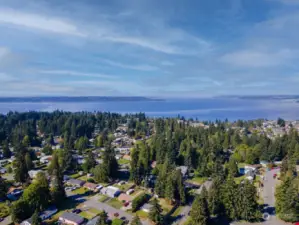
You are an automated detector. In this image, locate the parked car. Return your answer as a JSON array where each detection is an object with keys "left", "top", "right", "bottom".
[
  {"left": 123, "top": 202, "right": 129, "bottom": 207},
  {"left": 72, "top": 209, "right": 82, "bottom": 214},
  {"left": 0, "top": 218, "right": 4, "bottom": 222},
  {"left": 114, "top": 213, "right": 119, "bottom": 217}
]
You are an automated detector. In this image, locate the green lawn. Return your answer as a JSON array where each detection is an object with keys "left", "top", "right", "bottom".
[
  {"left": 79, "top": 211, "right": 94, "bottom": 220},
  {"left": 234, "top": 175, "right": 246, "bottom": 184},
  {"left": 107, "top": 198, "right": 123, "bottom": 209},
  {"left": 187, "top": 177, "right": 208, "bottom": 185},
  {"left": 158, "top": 198, "right": 174, "bottom": 214},
  {"left": 115, "top": 182, "right": 134, "bottom": 191},
  {"left": 98, "top": 195, "right": 110, "bottom": 202},
  {"left": 112, "top": 218, "right": 124, "bottom": 225},
  {"left": 171, "top": 206, "right": 183, "bottom": 217},
  {"left": 70, "top": 173, "right": 81, "bottom": 179},
  {"left": 88, "top": 208, "right": 101, "bottom": 215},
  {"left": 238, "top": 163, "right": 247, "bottom": 169},
  {"left": 118, "top": 158, "right": 130, "bottom": 165},
  {"left": 72, "top": 187, "right": 88, "bottom": 195},
  {"left": 136, "top": 210, "right": 148, "bottom": 218},
  {"left": 78, "top": 175, "right": 88, "bottom": 181},
  {"left": 0, "top": 203, "right": 10, "bottom": 218}
]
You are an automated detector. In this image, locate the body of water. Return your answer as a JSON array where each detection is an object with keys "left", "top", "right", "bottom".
[{"left": 0, "top": 98, "right": 298, "bottom": 120}]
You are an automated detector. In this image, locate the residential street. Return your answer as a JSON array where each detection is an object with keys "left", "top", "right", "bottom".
[
  {"left": 233, "top": 168, "right": 290, "bottom": 225},
  {"left": 0, "top": 216, "right": 11, "bottom": 225}
]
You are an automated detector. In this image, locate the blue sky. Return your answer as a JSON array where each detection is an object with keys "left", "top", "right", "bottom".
[{"left": 0, "top": 0, "right": 299, "bottom": 97}]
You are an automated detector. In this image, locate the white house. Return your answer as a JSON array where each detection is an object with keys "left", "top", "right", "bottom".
[
  {"left": 28, "top": 170, "right": 43, "bottom": 179},
  {"left": 101, "top": 186, "right": 121, "bottom": 198}
]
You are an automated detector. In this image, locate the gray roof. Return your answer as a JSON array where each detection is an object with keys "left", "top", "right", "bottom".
[
  {"left": 59, "top": 212, "right": 84, "bottom": 224},
  {"left": 67, "top": 179, "right": 85, "bottom": 186},
  {"left": 142, "top": 203, "right": 153, "bottom": 211}
]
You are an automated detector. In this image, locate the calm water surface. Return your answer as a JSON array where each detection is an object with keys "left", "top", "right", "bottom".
[{"left": 0, "top": 98, "right": 298, "bottom": 120}]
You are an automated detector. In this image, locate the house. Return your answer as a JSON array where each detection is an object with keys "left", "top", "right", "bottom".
[
  {"left": 40, "top": 156, "right": 52, "bottom": 164},
  {"left": 126, "top": 189, "right": 134, "bottom": 195},
  {"left": 123, "top": 154, "right": 131, "bottom": 161},
  {"left": 260, "top": 161, "right": 269, "bottom": 167},
  {"left": 246, "top": 170, "right": 256, "bottom": 181},
  {"left": 141, "top": 203, "right": 153, "bottom": 213},
  {"left": 83, "top": 182, "right": 98, "bottom": 192},
  {"left": 176, "top": 166, "right": 188, "bottom": 178},
  {"left": 28, "top": 170, "right": 44, "bottom": 179},
  {"left": 39, "top": 206, "right": 58, "bottom": 220},
  {"left": 118, "top": 181, "right": 126, "bottom": 185},
  {"left": 244, "top": 164, "right": 261, "bottom": 174},
  {"left": 67, "top": 179, "right": 85, "bottom": 187},
  {"left": 59, "top": 212, "right": 84, "bottom": 225},
  {"left": 21, "top": 218, "right": 33, "bottom": 225},
  {"left": 0, "top": 168, "right": 7, "bottom": 174},
  {"left": 101, "top": 186, "right": 121, "bottom": 198},
  {"left": 118, "top": 193, "right": 132, "bottom": 202}
]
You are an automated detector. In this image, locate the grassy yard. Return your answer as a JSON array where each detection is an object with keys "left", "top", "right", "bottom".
[
  {"left": 107, "top": 198, "right": 123, "bottom": 209},
  {"left": 115, "top": 182, "right": 134, "bottom": 191},
  {"left": 98, "top": 195, "right": 110, "bottom": 202},
  {"left": 234, "top": 175, "right": 246, "bottom": 184},
  {"left": 187, "top": 177, "right": 208, "bottom": 185},
  {"left": 136, "top": 210, "right": 148, "bottom": 218},
  {"left": 118, "top": 158, "right": 130, "bottom": 165},
  {"left": 72, "top": 187, "right": 88, "bottom": 195},
  {"left": 158, "top": 198, "right": 174, "bottom": 214},
  {"left": 79, "top": 211, "right": 94, "bottom": 220},
  {"left": 112, "top": 218, "right": 124, "bottom": 225},
  {"left": 171, "top": 206, "right": 183, "bottom": 217},
  {"left": 70, "top": 173, "right": 81, "bottom": 179},
  {"left": 0, "top": 202, "right": 10, "bottom": 218}
]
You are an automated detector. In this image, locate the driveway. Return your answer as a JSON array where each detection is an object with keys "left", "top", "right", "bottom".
[{"left": 0, "top": 216, "right": 11, "bottom": 225}]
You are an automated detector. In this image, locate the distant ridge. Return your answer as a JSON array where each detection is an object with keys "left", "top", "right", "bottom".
[{"left": 0, "top": 96, "right": 163, "bottom": 103}]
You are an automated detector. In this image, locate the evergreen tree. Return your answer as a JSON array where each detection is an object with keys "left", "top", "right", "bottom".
[
  {"left": 149, "top": 198, "right": 164, "bottom": 225},
  {"left": 2, "top": 142, "right": 11, "bottom": 158},
  {"left": 0, "top": 177, "right": 8, "bottom": 199},
  {"left": 31, "top": 210, "right": 42, "bottom": 225},
  {"left": 14, "top": 153, "right": 29, "bottom": 184},
  {"left": 240, "top": 180, "right": 260, "bottom": 221},
  {"left": 50, "top": 153, "right": 66, "bottom": 205},
  {"left": 228, "top": 157, "right": 239, "bottom": 177},
  {"left": 96, "top": 211, "right": 108, "bottom": 225},
  {"left": 131, "top": 215, "right": 142, "bottom": 225},
  {"left": 82, "top": 151, "right": 97, "bottom": 172},
  {"left": 222, "top": 176, "right": 238, "bottom": 220},
  {"left": 276, "top": 176, "right": 299, "bottom": 222},
  {"left": 208, "top": 177, "right": 223, "bottom": 216},
  {"left": 93, "top": 165, "right": 109, "bottom": 183},
  {"left": 11, "top": 200, "right": 31, "bottom": 223},
  {"left": 190, "top": 186, "right": 210, "bottom": 225},
  {"left": 103, "top": 145, "right": 118, "bottom": 178},
  {"left": 25, "top": 152, "right": 33, "bottom": 171}
]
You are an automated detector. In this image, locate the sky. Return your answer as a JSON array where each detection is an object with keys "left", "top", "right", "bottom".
[{"left": 0, "top": 0, "right": 299, "bottom": 97}]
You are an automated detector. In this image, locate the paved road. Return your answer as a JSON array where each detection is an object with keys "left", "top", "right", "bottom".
[
  {"left": 175, "top": 204, "right": 191, "bottom": 225},
  {"left": 0, "top": 216, "right": 11, "bottom": 225},
  {"left": 84, "top": 196, "right": 151, "bottom": 225},
  {"left": 233, "top": 168, "right": 290, "bottom": 225}
]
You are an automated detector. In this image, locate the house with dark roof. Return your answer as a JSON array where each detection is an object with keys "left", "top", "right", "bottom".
[
  {"left": 67, "top": 179, "right": 85, "bottom": 187},
  {"left": 59, "top": 212, "right": 84, "bottom": 225}
]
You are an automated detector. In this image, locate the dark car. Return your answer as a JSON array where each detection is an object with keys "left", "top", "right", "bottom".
[
  {"left": 120, "top": 216, "right": 126, "bottom": 220},
  {"left": 72, "top": 209, "right": 82, "bottom": 214},
  {"left": 114, "top": 213, "right": 119, "bottom": 217},
  {"left": 0, "top": 218, "right": 4, "bottom": 222}
]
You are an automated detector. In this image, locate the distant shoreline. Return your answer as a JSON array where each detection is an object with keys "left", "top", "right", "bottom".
[{"left": 0, "top": 96, "right": 163, "bottom": 103}]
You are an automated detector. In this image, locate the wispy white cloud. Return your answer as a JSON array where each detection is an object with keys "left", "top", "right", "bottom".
[
  {"left": 0, "top": 8, "right": 86, "bottom": 37},
  {"left": 220, "top": 49, "right": 294, "bottom": 67},
  {"left": 102, "top": 59, "right": 158, "bottom": 71},
  {"left": 38, "top": 70, "right": 117, "bottom": 79}
]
